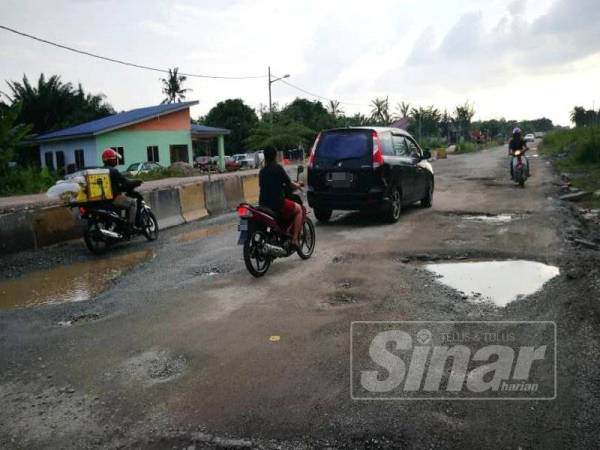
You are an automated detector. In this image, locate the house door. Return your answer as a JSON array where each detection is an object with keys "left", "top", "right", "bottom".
[{"left": 170, "top": 145, "right": 189, "bottom": 164}]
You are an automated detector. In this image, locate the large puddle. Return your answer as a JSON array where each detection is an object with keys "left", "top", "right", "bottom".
[
  {"left": 426, "top": 260, "right": 560, "bottom": 307},
  {"left": 0, "top": 249, "right": 154, "bottom": 309}
]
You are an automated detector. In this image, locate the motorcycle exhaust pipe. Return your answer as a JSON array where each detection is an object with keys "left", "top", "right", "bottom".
[
  {"left": 263, "top": 243, "right": 287, "bottom": 257},
  {"left": 99, "top": 229, "right": 122, "bottom": 239}
]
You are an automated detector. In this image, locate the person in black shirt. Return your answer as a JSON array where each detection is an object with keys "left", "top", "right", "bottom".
[
  {"left": 259, "top": 148, "right": 303, "bottom": 247},
  {"left": 101, "top": 148, "right": 137, "bottom": 226},
  {"left": 508, "top": 128, "right": 529, "bottom": 178}
]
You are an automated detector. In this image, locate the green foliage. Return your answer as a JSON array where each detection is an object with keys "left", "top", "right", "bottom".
[
  {"left": 570, "top": 106, "right": 600, "bottom": 128},
  {"left": 245, "top": 121, "right": 315, "bottom": 151},
  {"left": 369, "top": 97, "right": 391, "bottom": 125},
  {"left": 0, "top": 103, "right": 31, "bottom": 173},
  {"left": 279, "top": 98, "right": 336, "bottom": 134},
  {"left": 7, "top": 74, "right": 114, "bottom": 134},
  {"left": 160, "top": 67, "right": 190, "bottom": 104},
  {"left": 0, "top": 166, "right": 57, "bottom": 196},
  {"left": 202, "top": 99, "right": 258, "bottom": 154},
  {"left": 408, "top": 105, "right": 441, "bottom": 140}
]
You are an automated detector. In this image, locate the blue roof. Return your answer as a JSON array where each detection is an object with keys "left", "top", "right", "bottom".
[
  {"left": 35, "top": 100, "right": 199, "bottom": 142},
  {"left": 191, "top": 124, "right": 231, "bottom": 135}
]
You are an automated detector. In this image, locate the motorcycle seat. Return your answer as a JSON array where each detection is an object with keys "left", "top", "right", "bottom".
[{"left": 253, "top": 204, "right": 279, "bottom": 219}]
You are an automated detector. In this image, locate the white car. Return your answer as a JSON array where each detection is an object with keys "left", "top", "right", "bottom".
[
  {"left": 524, "top": 133, "right": 535, "bottom": 142},
  {"left": 232, "top": 153, "right": 255, "bottom": 169},
  {"left": 124, "top": 161, "right": 162, "bottom": 176}
]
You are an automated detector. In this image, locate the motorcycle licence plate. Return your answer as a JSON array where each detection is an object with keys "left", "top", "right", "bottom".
[{"left": 238, "top": 219, "right": 248, "bottom": 231}]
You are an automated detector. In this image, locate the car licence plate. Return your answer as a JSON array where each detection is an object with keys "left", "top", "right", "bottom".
[{"left": 330, "top": 172, "right": 349, "bottom": 181}]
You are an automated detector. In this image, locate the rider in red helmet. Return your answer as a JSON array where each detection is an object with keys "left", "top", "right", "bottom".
[{"left": 102, "top": 148, "right": 138, "bottom": 227}]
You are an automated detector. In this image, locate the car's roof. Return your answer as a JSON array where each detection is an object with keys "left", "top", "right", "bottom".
[{"left": 323, "top": 126, "right": 414, "bottom": 137}]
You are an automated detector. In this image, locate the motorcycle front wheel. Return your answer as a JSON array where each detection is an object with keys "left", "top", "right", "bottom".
[
  {"left": 297, "top": 217, "right": 316, "bottom": 260},
  {"left": 243, "top": 230, "right": 271, "bottom": 277}
]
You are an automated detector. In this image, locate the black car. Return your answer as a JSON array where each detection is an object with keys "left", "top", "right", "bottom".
[{"left": 307, "top": 127, "right": 434, "bottom": 223}]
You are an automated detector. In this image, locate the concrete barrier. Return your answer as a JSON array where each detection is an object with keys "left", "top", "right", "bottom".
[
  {"left": 178, "top": 183, "right": 208, "bottom": 222},
  {"left": 223, "top": 177, "right": 244, "bottom": 209},
  {"left": 203, "top": 179, "right": 228, "bottom": 215},
  {"left": 32, "top": 206, "right": 81, "bottom": 248},
  {"left": 145, "top": 188, "right": 185, "bottom": 229},
  {"left": 0, "top": 211, "right": 36, "bottom": 254},
  {"left": 241, "top": 174, "right": 259, "bottom": 204}
]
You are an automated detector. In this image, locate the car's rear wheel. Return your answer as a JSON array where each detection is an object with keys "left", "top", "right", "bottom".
[
  {"left": 421, "top": 178, "right": 434, "bottom": 208},
  {"left": 384, "top": 187, "right": 402, "bottom": 223},
  {"left": 314, "top": 207, "right": 332, "bottom": 223}
]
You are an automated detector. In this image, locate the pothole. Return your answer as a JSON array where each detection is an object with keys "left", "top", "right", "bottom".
[
  {"left": 462, "top": 214, "right": 513, "bottom": 223},
  {"left": 327, "top": 291, "right": 359, "bottom": 305},
  {"left": 425, "top": 260, "right": 560, "bottom": 307},
  {"left": 58, "top": 312, "right": 102, "bottom": 327},
  {"left": 0, "top": 249, "right": 154, "bottom": 309},
  {"left": 191, "top": 264, "right": 233, "bottom": 277},
  {"left": 114, "top": 350, "right": 188, "bottom": 385}
]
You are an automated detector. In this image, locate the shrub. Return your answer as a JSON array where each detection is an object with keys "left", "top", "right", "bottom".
[{"left": 0, "top": 166, "right": 58, "bottom": 196}]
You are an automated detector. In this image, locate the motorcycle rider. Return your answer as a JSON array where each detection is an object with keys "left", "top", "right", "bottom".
[
  {"left": 508, "top": 127, "right": 529, "bottom": 178},
  {"left": 259, "top": 147, "right": 303, "bottom": 248},
  {"left": 101, "top": 148, "right": 138, "bottom": 227}
]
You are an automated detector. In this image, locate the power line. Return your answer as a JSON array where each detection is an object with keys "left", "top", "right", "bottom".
[
  {"left": 0, "top": 24, "right": 266, "bottom": 80},
  {"left": 277, "top": 77, "right": 370, "bottom": 108}
]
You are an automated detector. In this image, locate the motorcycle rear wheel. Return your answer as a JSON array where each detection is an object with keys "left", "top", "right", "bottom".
[
  {"left": 297, "top": 218, "right": 316, "bottom": 260},
  {"left": 141, "top": 209, "right": 159, "bottom": 241},
  {"left": 84, "top": 222, "right": 109, "bottom": 255},
  {"left": 243, "top": 230, "right": 271, "bottom": 277}
]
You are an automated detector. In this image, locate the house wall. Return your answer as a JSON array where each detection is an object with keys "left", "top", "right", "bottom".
[
  {"left": 94, "top": 130, "right": 193, "bottom": 169},
  {"left": 39, "top": 137, "right": 97, "bottom": 170}
]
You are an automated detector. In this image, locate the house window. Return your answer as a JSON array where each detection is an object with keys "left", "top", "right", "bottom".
[
  {"left": 147, "top": 145, "right": 159, "bottom": 163},
  {"left": 74, "top": 149, "right": 85, "bottom": 169},
  {"left": 169, "top": 145, "right": 189, "bottom": 164},
  {"left": 44, "top": 152, "right": 54, "bottom": 170},
  {"left": 56, "top": 151, "right": 65, "bottom": 173},
  {"left": 111, "top": 147, "right": 125, "bottom": 165}
]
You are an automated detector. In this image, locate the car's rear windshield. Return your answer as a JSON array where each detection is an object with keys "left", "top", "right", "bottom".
[{"left": 317, "top": 130, "right": 371, "bottom": 160}]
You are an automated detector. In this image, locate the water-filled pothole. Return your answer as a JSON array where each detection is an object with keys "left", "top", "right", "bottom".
[
  {"left": 425, "top": 260, "right": 560, "bottom": 307},
  {"left": 0, "top": 249, "right": 154, "bottom": 309},
  {"left": 462, "top": 214, "right": 513, "bottom": 223}
]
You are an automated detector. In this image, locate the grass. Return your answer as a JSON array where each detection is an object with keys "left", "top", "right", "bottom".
[
  {"left": 540, "top": 126, "right": 600, "bottom": 208},
  {"left": 0, "top": 167, "right": 58, "bottom": 196},
  {"left": 455, "top": 139, "right": 504, "bottom": 154}
]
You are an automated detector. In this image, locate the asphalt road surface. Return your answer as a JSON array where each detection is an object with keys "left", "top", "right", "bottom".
[{"left": 1, "top": 144, "right": 600, "bottom": 449}]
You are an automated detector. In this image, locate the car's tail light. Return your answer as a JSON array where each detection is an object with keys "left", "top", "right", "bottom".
[
  {"left": 307, "top": 133, "right": 321, "bottom": 168},
  {"left": 372, "top": 131, "right": 384, "bottom": 168},
  {"left": 238, "top": 205, "right": 253, "bottom": 218},
  {"left": 79, "top": 207, "right": 87, "bottom": 215}
]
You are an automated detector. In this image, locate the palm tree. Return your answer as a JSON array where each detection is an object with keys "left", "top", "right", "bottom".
[
  {"left": 160, "top": 67, "right": 191, "bottom": 104},
  {"left": 370, "top": 96, "right": 390, "bottom": 125},
  {"left": 394, "top": 101, "right": 411, "bottom": 120},
  {"left": 327, "top": 100, "right": 344, "bottom": 118},
  {"left": 570, "top": 106, "right": 586, "bottom": 127}
]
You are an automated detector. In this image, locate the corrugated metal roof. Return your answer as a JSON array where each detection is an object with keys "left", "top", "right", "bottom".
[
  {"left": 35, "top": 100, "right": 199, "bottom": 142},
  {"left": 191, "top": 124, "right": 231, "bottom": 135}
]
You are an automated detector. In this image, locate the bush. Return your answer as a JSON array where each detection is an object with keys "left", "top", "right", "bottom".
[{"left": 0, "top": 166, "right": 58, "bottom": 196}]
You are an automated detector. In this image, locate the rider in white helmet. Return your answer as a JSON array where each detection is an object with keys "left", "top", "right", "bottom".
[{"left": 508, "top": 127, "right": 529, "bottom": 178}]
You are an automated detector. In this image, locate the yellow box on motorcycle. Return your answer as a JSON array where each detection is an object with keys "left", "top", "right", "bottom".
[{"left": 82, "top": 169, "right": 113, "bottom": 202}]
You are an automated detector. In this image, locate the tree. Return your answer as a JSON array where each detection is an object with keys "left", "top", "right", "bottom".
[
  {"left": 202, "top": 99, "right": 258, "bottom": 154},
  {"left": 394, "top": 101, "right": 411, "bottom": 120},
  {"left": 0, "top": 103, "right": 31, "bottom": 173},
  {"left": 370, "top": 97, "right": 390, "bottom": 125},
  {"left": 245, "top": 121, "right": 315, "bottom": 151},
  {"left": 454, "top": 101, "right": 476, "bottom": 140},
  {"left": 408, "top": 105, "right": 441, "bottom": 140},
  {"left": 7, "top": 73, "right": 114, "bottom": 134},
  {"left": 280, "top": 98, "right": 336, "bottom": 134},
  {"left": 160, "top": 67, "right": 190, "bottom": 104},
  {"left": 327, "top": 100, "right": 344, "bottom": 118}
]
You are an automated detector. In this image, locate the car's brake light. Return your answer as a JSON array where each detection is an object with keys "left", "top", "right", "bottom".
[
  {"left": 307, "top": 132, "right": 321, "bottom": 168},
  {"left": 79, "top": 207, "right": 87, "bottom": 215},
  {"left": 238, "top": 205, "right": 253, "bottom": 218},
  {"left": 372, "top": 131, "right": 384, "bottom": 168}
]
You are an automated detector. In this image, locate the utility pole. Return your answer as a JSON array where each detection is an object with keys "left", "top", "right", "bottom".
[{"left": 268, "top": 67, "right": 290, "bottom": 127}]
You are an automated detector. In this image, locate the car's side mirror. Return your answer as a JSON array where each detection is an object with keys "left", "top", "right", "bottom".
[{"left": 421, "top": 149, "right": 432, "bottom": 160}]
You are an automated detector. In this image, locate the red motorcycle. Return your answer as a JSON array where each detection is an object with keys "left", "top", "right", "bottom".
[{"left": 237, "top": 166, "right": 316, "bottom": 277}]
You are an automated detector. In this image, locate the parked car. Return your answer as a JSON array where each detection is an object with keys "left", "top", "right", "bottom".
[
  {"left": 194, "top": 156, "right": 217, "bottom": 171},
  {"left": 124, "top": 161, "right": 162, "bottom": 176},
  {"left": 307, "top": 127, "right": 434, "bottom": 223},
  {"left": 524, "top": 133, "right": 535, "bottom": 142},
  {"left": 225, "top": 157, "right": 241, "bottom": 172},
  {"left": 232, "top": 153, "right": 255, "bottom": 169}
]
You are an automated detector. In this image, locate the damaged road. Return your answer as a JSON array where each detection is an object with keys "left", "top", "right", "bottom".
[{"left": 1, "top": 145, "right": 600, "bottom": 449}]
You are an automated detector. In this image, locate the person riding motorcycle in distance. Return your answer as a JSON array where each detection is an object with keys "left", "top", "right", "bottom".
[
  {"left": 508, "top": 127, "right": 530, "bottom": 178},
  {"left": 258, "top": 148, "right": 303, "bottom": 248},
  {"left": 101, "top": 148, "right": 138, "bottom": 227}
]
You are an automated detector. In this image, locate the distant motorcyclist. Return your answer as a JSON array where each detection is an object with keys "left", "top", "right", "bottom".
[
  {"left": 101, "top": 148, "right": 138, "bottom": 227},
  {"left": 508, "top": 128, "right": 529, "bottom": 178}
]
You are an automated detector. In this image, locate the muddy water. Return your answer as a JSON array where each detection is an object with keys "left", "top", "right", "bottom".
[
  {"left": 177, "top": 222, "right": 235, "bottom": 242},
  {"left": 0, "top": 249, "right": 154, "bottom": 309},
  {"left": 426, "top": 260, "right": 560, "bottom": 307}
]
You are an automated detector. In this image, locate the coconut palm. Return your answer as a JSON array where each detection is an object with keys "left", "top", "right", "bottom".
[
  {"left": 327, "top": 100, "right": 344, "bottom": 118},
  {"left": 370, "top": 96, "right": 390, "bottom": 125},
  {"left": 394, "top": 101, "right": 411, "bottom": 120},
  {"left": 160, "top": 67, "right": 191, "bottom": 104}
]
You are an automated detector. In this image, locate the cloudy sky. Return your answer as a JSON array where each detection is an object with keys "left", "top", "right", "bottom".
[{"left": 1, "top": 0, "right": 598, "bottom": 125}]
